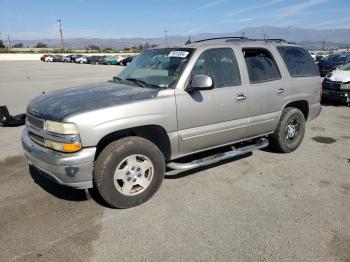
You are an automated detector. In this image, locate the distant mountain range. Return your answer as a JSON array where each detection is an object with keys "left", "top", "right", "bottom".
[{"left": 9, "top": 26, "right": 350, "bottom": 50}]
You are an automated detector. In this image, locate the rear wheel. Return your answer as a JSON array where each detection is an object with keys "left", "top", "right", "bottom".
[
  {"left": 271, "top": 107, "right": 305, "bottom": 153},
  {"left": 93, "top": 137, "right": 165, "bottom": 208}
]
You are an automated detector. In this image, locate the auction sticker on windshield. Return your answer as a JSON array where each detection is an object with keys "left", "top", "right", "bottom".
[{"left": 168, "top": 51, "right": 189, "bottom": 58}]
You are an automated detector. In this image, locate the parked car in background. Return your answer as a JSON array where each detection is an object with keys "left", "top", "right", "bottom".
[
  {"left": 322, "top": 63, "right": 350, "bottom": 106},
  {"left": 53, "top": 55, "right": 64, "bottom": 62},
  {"left": 40, "top": 55, "right": 48, "bottom": 61},
  {"left": 102, "top": 56, "right": 119, "bottom": 65},
  {"left": 44, "top": 56, "right": 53, "bottom": 62},
  {"left": 63, "top": 55, "right": 72, "bottom": 62},
  {"left": 75, "top": 56, "right": 90, "bottom": 64},
  {"left": 309, "top": 52, "right": 323, "bottom": 64},
  {"left": 90, "top": 55, "right": 106, "bottom": 65},
  {"left": 318, "top": 53, "right": 350, "bottom": 76},
  {"left": 119, "top": 56, "right": 134, "bottom": 66},
  {"left": 69, "top": 54, "right": 83, "bottom": 63}
]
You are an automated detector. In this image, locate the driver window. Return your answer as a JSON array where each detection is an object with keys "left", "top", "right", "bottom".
[{"left": 192, "top": 48, "right": 241, "bottom": 88}]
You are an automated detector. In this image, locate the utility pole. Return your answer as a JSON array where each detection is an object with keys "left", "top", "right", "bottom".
[
  {"left": 7, "top": 34, "right": 11, "bottom": 49},
  {"left": 242, "top": 31, "right": 245, "bottom": 37},
  {"left": 322, "top": 39, "right": 325, "bottom": 50},
  {"left": 164, "top": 30, "right": 168, "bottom": 47},
  {"left": 58, "top": 19, "right": 64, "bottom": 51}
]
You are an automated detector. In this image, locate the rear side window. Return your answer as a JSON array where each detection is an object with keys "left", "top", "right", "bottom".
[
  {"left": 192, "top": 48, "right": 241, "bottom": 88},
  {"left": 277, "top": 46, "right": 319, "bottom": 77},
  {"left": 243, "top": 48, "right": 281, "bottom": 83}
]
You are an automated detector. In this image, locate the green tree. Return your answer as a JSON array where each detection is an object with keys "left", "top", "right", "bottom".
[
  {"left": 0, "top": 40, "right": 5, "bottom": 48},
  {"left": 35, "top": 42, "right": 47, "bottom": 48},
  {"left": 103, "top": 47, "right": 116, "bottom": 52}
]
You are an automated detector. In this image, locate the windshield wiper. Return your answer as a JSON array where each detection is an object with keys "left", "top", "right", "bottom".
[
  {"left": 113, "top": 76, "right": 123, "bottom": 83},
  {"left": 126, "top": 78, "right": 148, "bottom": 88},
  {"left": 125, "top": 78, "right": 162, "bottom": 89}
]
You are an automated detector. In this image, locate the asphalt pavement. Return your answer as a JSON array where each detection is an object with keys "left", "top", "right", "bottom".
[{"left": 0, "top": 61, "right": 349, "bottom": 262}]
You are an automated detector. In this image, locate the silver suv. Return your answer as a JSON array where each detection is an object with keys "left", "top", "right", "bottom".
[{"left": 22, "top": 37, "right": 322, "bottom": 208}]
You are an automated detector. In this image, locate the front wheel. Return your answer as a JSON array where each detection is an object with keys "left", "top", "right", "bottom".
[
  {"left": 271, "top": 107, "right": 305, "bottom": 153},
  {"left": 93, "top": 137, "right": 165, "bottom": 208}
]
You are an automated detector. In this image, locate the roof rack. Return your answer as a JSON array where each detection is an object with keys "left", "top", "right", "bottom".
[
  {"left": 193, "top": 37, "right": 248, "bottom": 43},
  {"left": 192, "top": 37, "right": 296, "bottom": 45},
  {"left": 247, "top": 38, "right": 297, "bottom": 44}
]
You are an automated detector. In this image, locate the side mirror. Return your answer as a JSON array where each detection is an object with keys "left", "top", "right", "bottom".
[{"left": 186, "top": 75, "right": 213, "bottom": 92}]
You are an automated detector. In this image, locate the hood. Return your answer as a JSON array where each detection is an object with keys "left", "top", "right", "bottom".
[
  {"left": 328, "top": 69, "right": 350, "bottom": 82},
  {"left": 27, "top": 81, "right": 159, "bottom": 121}
]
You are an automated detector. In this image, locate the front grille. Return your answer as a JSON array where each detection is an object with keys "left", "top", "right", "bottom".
[
  {"left": 26, "top": 114, "right": 44, "bottom": 129},
  {"left": 323, "top": 80, "right": 341, "bottom": 90},
  {"left": 28, "top": 131, "right": 45, "bottom": 145},
  {"left": 26, "top": 114, "right": 45, "bottom": 146}
]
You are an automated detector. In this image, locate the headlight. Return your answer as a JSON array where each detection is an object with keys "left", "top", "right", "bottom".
[
  {"left": 340, "top": 82, "right": 350, "bottom": 90},
  {"left": 45, "top": 139, "right": 82, "bottom": 153},
  {"left": 44, "top": 120, "right": 79, "bottom": 135}
]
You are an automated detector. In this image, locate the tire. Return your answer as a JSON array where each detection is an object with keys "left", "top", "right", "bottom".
[
  {"left": 93, "top": 136, "right": 165, "bottom": 208},
  {"left": 271, "top": 107, "right": 305, "bottom": 153}
]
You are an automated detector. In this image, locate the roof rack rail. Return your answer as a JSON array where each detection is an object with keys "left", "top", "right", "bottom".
[
  {"left": 265, "top": 38, "right": 287, "bottom": 42},
  {"left": 194, "top": 36, "right": 248, "bottom": 43},
  {"left": 192, "top": 37, "right": 296, "bottom": 45},
  {"left": 247, "top": 38, "right": 297, "bottom": 44},
  {"left": 266, "top": 38, "right": 297, "bottom": 44}
]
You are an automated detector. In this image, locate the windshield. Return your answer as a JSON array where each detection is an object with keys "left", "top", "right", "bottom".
[
  {"left": 326, "top": 54, "right": 347, "bottom": 63},
  {"left": 117, "top": 48, "right": 193, "bottom": 88},
  {"left": 339, "top": 63, "right": 350, "bottom": 71}
]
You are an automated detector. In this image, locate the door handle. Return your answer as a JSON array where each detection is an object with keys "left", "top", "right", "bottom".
[
  {"left": 236, "top": 94, "right": 247, "bottom": 101},
  {"left": 277, "top": 88, "right": 285, "bottom": 94}
]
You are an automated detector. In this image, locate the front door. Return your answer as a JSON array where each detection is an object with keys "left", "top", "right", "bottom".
[{"left": 175, "top": 47, "right": 249, "bottom": 155}]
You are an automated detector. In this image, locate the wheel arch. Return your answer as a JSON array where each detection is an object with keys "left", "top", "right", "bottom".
[
  {"left": 283, "top": 100, "right": 309, "bottom": 120},
  {"left": 94, "top": 125, "right": 172, "bottom": 162}
]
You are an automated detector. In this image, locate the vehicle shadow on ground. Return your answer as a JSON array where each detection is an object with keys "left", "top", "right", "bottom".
[
  {"left": 29, "top": 165, "right": 111, "bottom": 207},
  {"left": 29, "top": 150, "right": 255, "bottom": 206}
]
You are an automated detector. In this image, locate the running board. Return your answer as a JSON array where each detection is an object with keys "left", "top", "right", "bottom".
[{"left": 167, "top": 138, "right": 269, "bottom": 171}]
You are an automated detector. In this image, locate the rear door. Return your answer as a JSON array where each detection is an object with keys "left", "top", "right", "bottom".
[
  {"left": 242, "top": 47, "right": 285, "bottom": 138},
  {"left": 175, "top": 47, "right": 249, "bottom": 155}
]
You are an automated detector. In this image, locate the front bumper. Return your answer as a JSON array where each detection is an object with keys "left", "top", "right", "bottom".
[
  {"left": 22, "top": 129, "right": 96, "bottom": 189},
  {"left": 323, "top": 89, "right": 350, "bottom": 103}
]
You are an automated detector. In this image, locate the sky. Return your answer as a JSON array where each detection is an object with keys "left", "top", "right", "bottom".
[{"left": 0, "top": 0, "right": 350, "bottom": 40}]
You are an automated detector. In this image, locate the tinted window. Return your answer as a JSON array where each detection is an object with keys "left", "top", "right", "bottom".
[
  {"left": 243, "top": 48, "right": 281, "bottom": 83},
  {"left": 278, "top": 46, "right": 319, "bottom": 77},
  {"left": 192, "top": 48, "right": 241, "bottom": 88}
]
